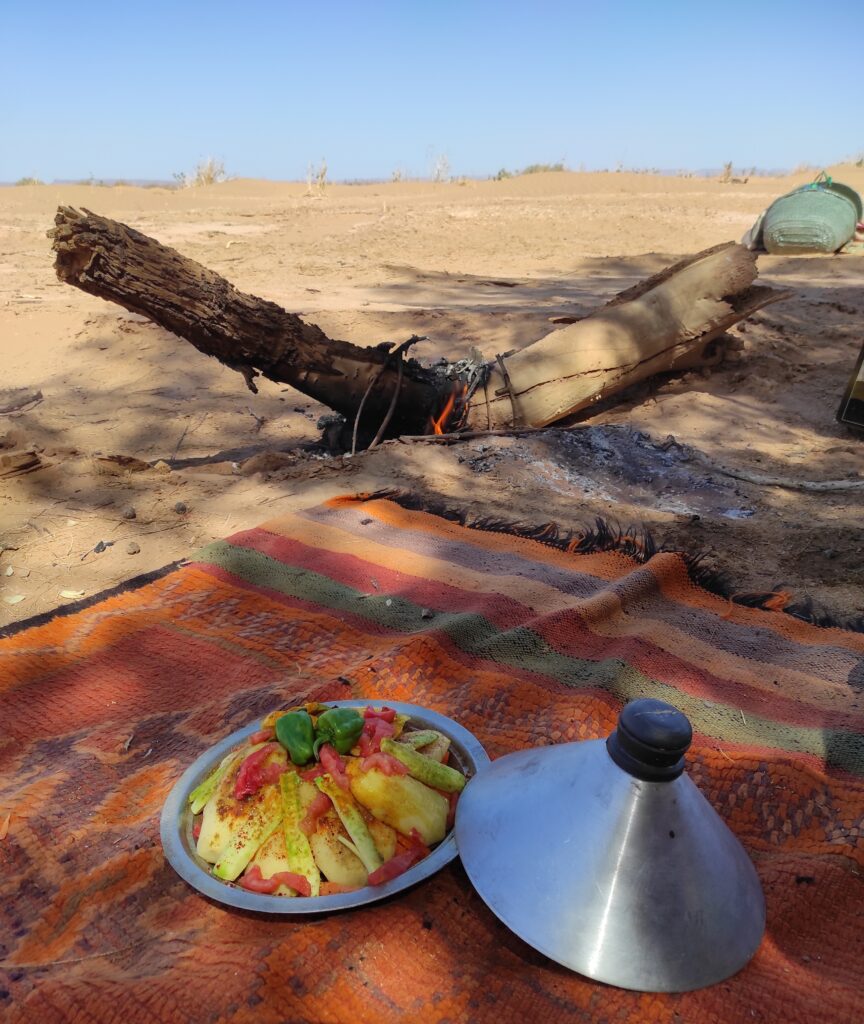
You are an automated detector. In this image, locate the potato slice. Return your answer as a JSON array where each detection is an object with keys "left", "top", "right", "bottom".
[
  {"left": 196, "top": 745, "right": 285, "bottom": 865},
  {"left": 367, "top": 815, "right": 397, "bottom": 862},
  {"left": 348, "top": 765, "right": 448, "bottom": 846},
  {"left": 309, "top": 811, "right": 368, "bottom": 887},
  {"left": 251, "top": 831, "right": 300, "bottom": 896}
]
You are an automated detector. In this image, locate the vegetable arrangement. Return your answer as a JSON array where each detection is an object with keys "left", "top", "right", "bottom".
[{"left": 188, "top": 703, "right": 467, "bottom": 898}]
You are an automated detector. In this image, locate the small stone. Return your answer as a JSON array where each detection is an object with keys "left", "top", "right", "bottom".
[
  {"left": 420, "top": 608, "right": 434, "bottom": 619},
  {"left": 122, "top": 506, "right": 137, "bottom": 520},
  {"left": 18, "top": 568, "right": 30, "bottom": 578},
  {"left": 4, "top": 565, "right": 12, "bottom": 576},
  {"left": 822, "top": 548, "right": 838, "bottom": 560},
  {"left": 152, "top": 460, "right": 171, "bottom": 474},
  {"left": 126, "top": 541, "right": 141, "bottom": 555},
  {"left": 173, "top": 501, "right": 188, "bottom": 515}
]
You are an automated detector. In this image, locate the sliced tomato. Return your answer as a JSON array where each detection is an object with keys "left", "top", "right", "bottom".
[
  {"left": 233, "top": 743, "right": 280, "bottom": 799},
  {"left": 299, "top": 765, "right": 324, "bottom": 782},
  {"left": 270, "top": 871, "right": 312, "bottom": 897},
  {"left": 238, "top": 864, "right": 311, "bottom": 896},
  {"left": 361, "top": 752, "right": 408, "bottom": 776},
  {"left": 260, "top": 761, "right": 289, "bottom": 785},
  {"left": 192, "top": 821, "right": 202, "bottom": 840},
  {"left": 407, "top": 828, "right": 430, "bottom": 854},
  {"left": 249, "top": 727, "right": 275, "bottom": 744},
  {"left": 363, "top": 706, "right": 397, "bottom": 723},
  {"left": 446, "top": 791, "right": 459, "bottom": 830},
  {"left": 238, "top": 865, "right": 277, "bottom": 893},
  {"left": 358, "top": 716, "right": 395, "bottom": 756},
  {"left": 318, "top": 743, "right": 350, "bottom": 791},
  {"left": 367, "top": 844, "right": 428, "bottom": 886},
  {"left": 300, "top": 790, "right": 332, "bottom": 835}
]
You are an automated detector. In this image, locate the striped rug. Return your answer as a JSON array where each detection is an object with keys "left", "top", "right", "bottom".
[{"left": 1, "top": 492, "right": 862, "bottom": 1024}]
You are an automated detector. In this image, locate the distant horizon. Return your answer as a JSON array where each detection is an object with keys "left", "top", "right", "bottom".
[
  {"left": 3, "top": 159, "right": 854, "bottom": 189},
  {"left": 4, "top": 1, "right": 863, "bottom": 184}
]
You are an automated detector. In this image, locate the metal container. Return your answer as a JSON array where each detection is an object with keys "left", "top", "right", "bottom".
[
  {"left": 161, "top": 701, "right": 490, "bottom": 914},
  {"left": 455, "top": 699, "right": 765, "bottom": 992}
]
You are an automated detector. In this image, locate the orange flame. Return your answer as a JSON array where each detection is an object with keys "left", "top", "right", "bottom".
[{"left": 429, "top": 383, "right": 468, "bottom": 435}]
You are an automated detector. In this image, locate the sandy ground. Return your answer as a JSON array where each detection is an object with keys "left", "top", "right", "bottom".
[{"left": 2, "top": 167, "right": 863, "bottom": 628}]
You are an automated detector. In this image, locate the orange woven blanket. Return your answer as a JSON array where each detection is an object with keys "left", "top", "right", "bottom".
[{"left": 1, "top": 493, "right": 863, "bottom": 1023}]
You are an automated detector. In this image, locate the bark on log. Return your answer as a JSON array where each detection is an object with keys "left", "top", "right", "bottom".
[
  {"left": 50, "top": 209, "right": 789, "bottom": 442},
  {"left": 50, "top": 207, "right": 442, "bottom": 437},
  {"left": 466, "top": 243, "right": 790, "bottom": 430}
]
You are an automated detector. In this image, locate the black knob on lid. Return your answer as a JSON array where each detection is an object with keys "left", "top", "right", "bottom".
[{"left": 606, "top": 698, "right": 693, "bottom": 781}]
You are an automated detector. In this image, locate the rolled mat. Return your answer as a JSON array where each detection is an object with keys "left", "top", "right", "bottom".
[
  {"left": 1, "top": 492, "right": 862, "bottom": 1024},
  {"left": 762, "top": 175, "right": 862, "bottom": 255}
]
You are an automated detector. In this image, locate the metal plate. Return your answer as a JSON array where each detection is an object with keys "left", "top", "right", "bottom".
[{"left": 160, "top": 700, "right": 489, "bottom": 914}]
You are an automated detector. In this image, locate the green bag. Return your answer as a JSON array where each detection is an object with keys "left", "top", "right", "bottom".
[{"left": 760, "top": 172, "right": 862, "bottom": 255}]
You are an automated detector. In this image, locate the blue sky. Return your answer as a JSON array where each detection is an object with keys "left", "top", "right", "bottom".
[{"left": 3, "top": 1, "right": 862, "bottom": 182}]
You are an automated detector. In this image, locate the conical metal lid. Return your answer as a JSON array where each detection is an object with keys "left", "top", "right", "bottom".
[{"left": 455, "top": 699, "right": 765, "bottom": 992}]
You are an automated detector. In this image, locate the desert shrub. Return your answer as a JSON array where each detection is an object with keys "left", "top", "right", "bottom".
[
  {"left": 173, "top": 158, "right": 227, "bottom": 188},
  {"left": 521, "top": 162, "right": 565, "bottom": 174},
  {"left": 305, "top": 159, "right": 328, "bottom": 196},
  {"left": 15, "top": 176, "right": 43, "bottom": 185},
  {"left": 432, "top": 153, "right": 450, "bottom": 182}
]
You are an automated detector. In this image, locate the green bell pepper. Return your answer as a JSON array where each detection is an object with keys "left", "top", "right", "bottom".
[
  {"left": 275, "top": 710, "right": 315, "bottom": 765},
  {"left": 313, "top": 707, "right": 364, "bottom": 756}
]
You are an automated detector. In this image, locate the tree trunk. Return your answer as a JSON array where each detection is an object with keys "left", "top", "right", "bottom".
[
  {"left": 465, "top": 243, "right": 789, "bottom": 429},
  {"left": 50, "top": 207, "right": 442, "bottom": 438},
  {"left": 50, "top": 209, "right": 789, "bottom": 442}
]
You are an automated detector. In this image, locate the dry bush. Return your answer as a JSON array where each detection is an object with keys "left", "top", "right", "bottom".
[
  {"left": 432, "top": 153, "right": 450, "bottom": 182},
  {"left": 521, "top": 162, "right": 565, "bottom": 174},
  {"left": 305, "top": 159, "right": 328, "bottom": 196},
  {"left": 173, "top": 158, "right": 227, "bottom": 188}
]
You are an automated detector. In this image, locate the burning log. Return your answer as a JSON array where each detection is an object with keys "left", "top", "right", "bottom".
[{"left": 50, "top": 209, "right": 789, "bottom": 444}]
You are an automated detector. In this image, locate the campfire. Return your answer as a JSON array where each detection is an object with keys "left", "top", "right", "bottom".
[{"left": 429, "top": 383, "right": 468, "bottom": 435}]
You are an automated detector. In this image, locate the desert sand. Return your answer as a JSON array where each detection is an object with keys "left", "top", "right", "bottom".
[{"left": 2, "top": 167, "right": 862, "bottom": 627}]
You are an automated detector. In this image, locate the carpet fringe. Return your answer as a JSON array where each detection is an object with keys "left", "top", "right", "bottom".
[
  {"left": 364, "top": 488, "right": 864, "bottom": 634},
  {"left": 0, "top": 561, "right": 185, "bottom": 639}
]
